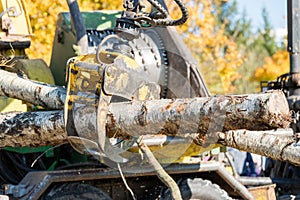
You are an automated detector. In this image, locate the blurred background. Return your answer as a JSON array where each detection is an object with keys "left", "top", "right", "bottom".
[{"left": 26, "top": 0, "right": 288, "bottom": 95}]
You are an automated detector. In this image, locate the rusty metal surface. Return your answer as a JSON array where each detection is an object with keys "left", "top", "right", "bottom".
[
  {"left": 248, "top": 184, "right": 276, "bottom": 200},
  {"left": 238, "top": 176, "right": 300, "bottom": 186}
]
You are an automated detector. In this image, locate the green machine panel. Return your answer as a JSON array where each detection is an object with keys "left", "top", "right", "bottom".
[{"left": 49, "top": 11, "right": 121, "bottom": 86}]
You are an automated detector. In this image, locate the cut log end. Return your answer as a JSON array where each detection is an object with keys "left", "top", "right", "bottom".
[{"left": 266, "top": 90, "right": 292, "bottom": 129}]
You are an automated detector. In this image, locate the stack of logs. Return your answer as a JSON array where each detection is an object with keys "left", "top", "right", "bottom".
[{"left": 0, "top": 69, "right": 299, "bottom": 165}]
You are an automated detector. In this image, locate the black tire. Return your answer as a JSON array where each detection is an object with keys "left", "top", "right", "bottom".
[
  {"left": 160, "top": 178, "right": 232, "bottom": 200},
  {"left": 42, "top": 182, "right": 112, "bottom": 200}
]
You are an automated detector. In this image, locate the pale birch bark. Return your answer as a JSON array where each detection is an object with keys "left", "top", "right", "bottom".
[
  {"left": 0, "top": 69, "right": 291, "bottom": 134},
  {"left": 139, "top": 142, "right": 182, "bottom": 200},
  {"left": 0, "top": 112, "right": 299, "bottom": 165},
  {"left": 217, "top": 129, "right": 300, "bottom": 166},
  {"left": 0, "top": 69, "right": 66, "bottom": 109},
  {"left": 109, "top": 90, "right": 290, "bottom": 136},
  {"left": 0, "top": 75, "right": 296, "bottom": 164},
  {"left": 0, "top": 110, "right": 299, "bottom": 165},
  {"left": 0, "top": 71, "right": 291, "bottom": 134},
  {"left": 0, "top": 90, "right": 291, "bottom": 145},
  {"left": 0, "top": 111, "right": 66, "bottom": 147},
  {"left": 65, "top": 90, "right": 291, "bottom": 142}
]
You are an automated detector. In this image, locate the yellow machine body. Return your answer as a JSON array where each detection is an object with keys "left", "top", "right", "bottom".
[
  {"left": 0, "top": 0, "right": 31, "bottom": 38},
  {"left": 0, "top": 0, "right": 55, "bottom": 112}
]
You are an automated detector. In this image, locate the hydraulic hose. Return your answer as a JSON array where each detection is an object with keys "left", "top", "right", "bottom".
[
  {"left": 151, "top": 0, "right": 189, "bottom": 26},
  {"left": 66, "top": 0, "right": 88, "bottom": 54}
]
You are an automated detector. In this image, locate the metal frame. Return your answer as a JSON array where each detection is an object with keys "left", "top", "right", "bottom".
[{"left": 5, "top": 161, "right": 254, "bottom": 200}]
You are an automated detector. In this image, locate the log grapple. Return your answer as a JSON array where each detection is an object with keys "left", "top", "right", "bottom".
[{"left": 0, "top": 0, "right": 299, "bottom": 199}]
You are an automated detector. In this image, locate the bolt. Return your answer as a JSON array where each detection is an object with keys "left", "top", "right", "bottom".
[
  {"left": 218, "top": 132, "right": 226, "bottom": 140},
  {"left": 105, "top": 66, "right": 116, "bottom": 77}
]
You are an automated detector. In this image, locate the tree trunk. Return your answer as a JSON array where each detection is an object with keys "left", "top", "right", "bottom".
[
  {"left": 0, "top": 90, "right": 291, "bottom": 144},
  {"left": 0, "top": 70, "right": 291, "bottom": 135},
  {"left": 0, "top": 69, "right": 65, "bottom": 110},
  {"left": 217, "top": 129, "right": 300, "bottom": 166},
  {"left": 0, "top": 71, "right": 296, "bottom": 163},
  {"left": 109, "top": 91, "right": 290, "bottom": 137},
  {"left": 0, "top": 110, "right": 298, "bottom": 165},
  {"left": 0, "top": 111, "right": 66, "bottom": 147}
]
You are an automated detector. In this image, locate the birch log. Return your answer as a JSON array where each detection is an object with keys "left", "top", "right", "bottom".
[
  {"left": 0, "top": 69, "right": 66, "bottom": 109},
  {"left": 0, "top": 90, "right": 291, "bottom": 145},
  {"left": 0, "top": 110, "right": 299, "bottom": 165},
  {"left": 217, "top": 129, "right": 300, "bottom": 166},
  {"left": 109, "top": 91, "right": 290, "bottom": 136},
  {"left": 0, "top": 69, "right": 291, "bottom": 133},
  {"left": 0, "top": 111, "right": 66, "bottom": 147}
]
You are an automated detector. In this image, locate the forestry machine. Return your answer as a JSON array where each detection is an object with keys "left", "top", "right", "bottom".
[{"left": 0, "top": 0, "right": 298, "bottom": 199}]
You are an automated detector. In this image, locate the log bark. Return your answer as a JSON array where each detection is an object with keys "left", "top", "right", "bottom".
[
  {"left": 0, "top": 70, "right": 290, "bottom": 134},
  {"left": 0, "top": 90, "right": 291, "bottom": 145},
  {"left": 0, "top": 110, "right": 299, "bottom": 165},
  {"left": 0, "top": 112, "right": 299, "bottom": 165},
  {"left": 0, "top": 70, "right": 291, "bottom": 135},
  {"left": 109, "top": 91, "right": 291, "bottom": 136},
  {"left": 0, "top": 69, "right": 291, "bottom": 133},
  {"left": 217, "top": 129, "right": 300, "bottom": 166},
  {"left": 0, "top": 111, "right": 66, "bottom": 147},
  {"left": 0, "top": 69, "right": 66, "bottom": 109}
]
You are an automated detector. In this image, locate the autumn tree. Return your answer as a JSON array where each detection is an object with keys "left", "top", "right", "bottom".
[
  {"left": 252, "top": 8, "right": 288, "bottom": 84},
  {"left": 174, "top": 1, "right": 286, "bottom": 94},
  {"left": 253, "top": 51, "right": 289, "bottom": 82},
  {"left": 217, "top": 1, "right": 266, "bottom": 93},
  {"left": 217, "top": 1, "right": 256, "bottom": 93},
  {"left": 216, "top": 2, "right": 286, "bottom": 93},
  {"left": 257, "top": 8, "right": 282, "bottom": 56},
  {"left": 168, "top": 0, "right": 243, "bottom": 94}
]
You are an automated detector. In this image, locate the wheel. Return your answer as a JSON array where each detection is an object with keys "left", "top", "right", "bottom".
[
  {"left": 160, "top": 178, "right": 232, "bottom": 200},
  {"left": 42, "top": 182, "right": 112, "bottom": 200}
]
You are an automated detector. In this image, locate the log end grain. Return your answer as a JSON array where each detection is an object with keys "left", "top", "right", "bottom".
[{"left": 266, "top": 90, "right": 291, "bottom": 129}]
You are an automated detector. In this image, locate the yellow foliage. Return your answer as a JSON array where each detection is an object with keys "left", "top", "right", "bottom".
[
  {"left": 25, "top": 1, "right": 68, "bottom": 64},
  {"left": 25, "top": 0, "right": 121, "bottom": 64},
  {"left": 25, "top": 0, "right": 242, "bottom": 94},
  {"left": 168, "top": 0, "right": 243, "bottom": 94},
  {"left": 253, "top": 51, "right": 289, "bottom": 82}
]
